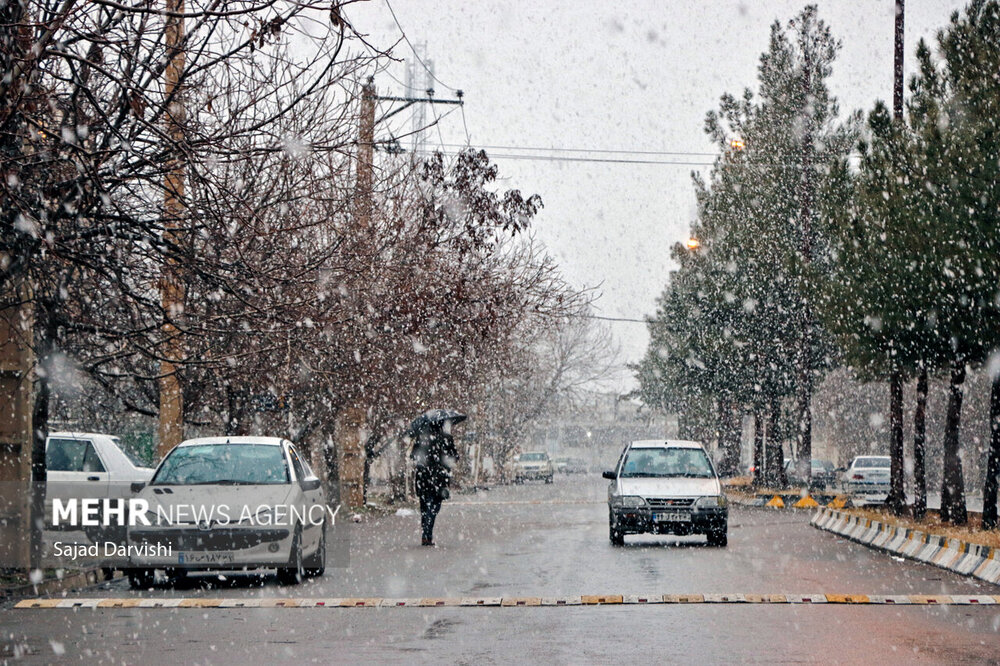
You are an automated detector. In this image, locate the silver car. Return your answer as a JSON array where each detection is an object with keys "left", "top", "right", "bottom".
[
  {"left": 604, "top": 440, "right": 728, "bottom": 547},
  {"left": 126, "top": 437, "right": 328, "bottom": 588}
]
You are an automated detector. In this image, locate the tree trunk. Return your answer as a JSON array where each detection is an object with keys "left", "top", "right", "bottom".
[
  {"left": 716, "top": 398, "right": 741, "bottom": 477},
  {"left": 765, "top": 396, "right": 785, "bottom": 488},
  {"left": 29, "top": 304, "right": 57, "bottom": 571},
  {"left": 940, "top": 362, "right": 967, "bottom": 524},
  {"left": 886, "top": 370, "right": 906, "bottom": 515},
  {"left": 912, "top": 365, "right": 928, "bottom": 520},
  {"left": 752, "top": 408, "right": 764, "bottom": 488},
  {"left": 795, "top": 371, "right": 812, "bottom": 486},
  {"left": 982, "top": 372, "right": 1000, "bottom": 530},
  {"left": 725, "top": 406, "right": 742, "bottom": 478}
]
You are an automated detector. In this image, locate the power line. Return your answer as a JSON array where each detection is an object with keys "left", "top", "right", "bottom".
[
  {"left": 435, "top": 143, "right": 717, "bottom": 157},
  {"left": 385, "top": 0, "right": 458, "bottom": 93},
  {"left": 437, "top": 151, "right": 714, "bottom": 166}
]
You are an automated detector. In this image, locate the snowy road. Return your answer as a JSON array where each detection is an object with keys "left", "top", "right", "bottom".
[{"left": 4, "top": 475, "right": 1000, "bottom": 664}]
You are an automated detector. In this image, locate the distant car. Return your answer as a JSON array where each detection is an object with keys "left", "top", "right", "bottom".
[
  {"left": 514, "top": 451, "right": 554, "bottom": 484},
  {"left": 46, "top": 432, "right": 154, "bottom": 538},
  {"left": 562, "top": 457, "right": 588, "bottom": 474},
  {"left": 604, "top": 440, "right": 728, "bottom": 547},
  {"left": 783, "top": 458, "right": 837, "bottom": 489},
  {"left": 126, "top": 437, "right": 327, "bottom": 588},
  {"left": 845, "top": 455, "right": 891, "bottom": 503}
]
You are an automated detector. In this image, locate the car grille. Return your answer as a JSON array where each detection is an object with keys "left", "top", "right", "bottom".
[{"left": 645, "top": 497, "right": 695, "bottom": 509}]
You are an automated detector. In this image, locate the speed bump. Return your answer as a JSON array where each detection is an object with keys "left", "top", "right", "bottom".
[
  {"left": 17, "top": 593, "right": 1000, "bottom": 609},
  {"left": 663, "top": 594, "right": 704, "bottom": 603},
  {"left": 908, "top": 595, "right": 951, "bottom": 605},
  {"left": 178, "top": 598, "right": 222, "bottom": 608},
  {"left": 460, "top": 597, "right": 501, "bottom": 606},
  {"left": 581, "top": 594, "right": 622, "bottom": 605},
  {"left": 500, "top": 597, "right": 541, "bottom": 607},
  {"left": 542, "top": 596, "right": 582, "bottom": 606},
  {"left": 380, "top": 598, "right": 418, "bottom": 607},
  {"left": 825, "top": 594, "right": 871, "bottom": 604},
  {"left": 97, "top": 598, "right": 144, "bottom": 608},
  {"left": 623, "top": 594, "right": 664, "bottom": 604},
  {"left": 339, "top": 598, "right": 379, "bottom": 607},
  {"left": 419, "top": 598, "right": 462, "bottom": 607}
]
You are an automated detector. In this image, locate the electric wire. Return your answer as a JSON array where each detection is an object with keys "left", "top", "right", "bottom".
[{"left": 385, "top": 0, "right": 459, "bottom": 93}]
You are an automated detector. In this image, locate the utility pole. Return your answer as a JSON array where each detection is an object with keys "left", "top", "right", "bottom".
[
  {"left": 158, "top": 0, "right": 186, "bottom": 460},
  {"left": 335, "top": 78, "right": 376, "bottom": 511},
  {"left": 337, "top": 77, "right": 463, "bottom": 507},
  {"left": 886, "top": 0, "right": 908, "bottom": 516}
]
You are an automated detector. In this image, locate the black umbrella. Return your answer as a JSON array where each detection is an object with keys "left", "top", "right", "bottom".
[{"left": 406, "top": 409, "right": 467, "bottom": 436}]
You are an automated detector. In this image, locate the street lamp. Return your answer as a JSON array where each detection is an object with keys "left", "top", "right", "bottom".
[
  {"left": 730, "top": 138, "right": 745, "bottom": 151},
  {"left": 686, "top": 237, "right": 700, "bottom": 250}
]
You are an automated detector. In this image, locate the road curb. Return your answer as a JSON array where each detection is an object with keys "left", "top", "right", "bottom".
[
  {"left": 0, "top": 568, "right": 111, "bottom": 600},
  {"left": 811, "top": 507, "right": 1000, "bottom": 587}
]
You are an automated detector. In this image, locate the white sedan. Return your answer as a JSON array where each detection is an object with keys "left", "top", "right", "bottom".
[
  {"left": 845, "top": 455, "right": 892, "bottom": 504},
  {"left": 125, "top": 437, "right": 328, "bottom": 588}
]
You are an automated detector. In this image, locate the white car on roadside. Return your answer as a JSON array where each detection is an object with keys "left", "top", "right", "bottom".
[
  {"left": 46, "top": 432, "right": 154, "bottom": 532},
  {"left": 845, "top": 455, "right": 891, "bottom": 503},
  {"left": 125, "top": 437, "right": 328, "bottom": 588}
]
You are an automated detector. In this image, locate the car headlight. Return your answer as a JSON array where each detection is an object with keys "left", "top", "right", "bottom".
[
  {"left": 618, "top": 496, "right": 646, "bottom": 508},
  {"left": 695, "top": 495, "right": 728, "bottom": 508}
]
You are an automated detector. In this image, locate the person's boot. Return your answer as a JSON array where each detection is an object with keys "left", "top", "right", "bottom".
[{"left": 421, "top": 537, "right": 435, "bottom": 546}]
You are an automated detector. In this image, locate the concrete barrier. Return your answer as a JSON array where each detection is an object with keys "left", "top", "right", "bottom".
[{"left": 811, "top": 507, "right": 999, "bottom": 588}]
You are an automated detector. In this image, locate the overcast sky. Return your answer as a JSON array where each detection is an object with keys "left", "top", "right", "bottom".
[{"left": 346, "top": 0, "right": 967, "bottom": 391}]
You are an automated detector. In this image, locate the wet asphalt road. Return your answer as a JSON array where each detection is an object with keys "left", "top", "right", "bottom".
[{"left": 3, "top": 475, "right": 1000, "bottom": 664}]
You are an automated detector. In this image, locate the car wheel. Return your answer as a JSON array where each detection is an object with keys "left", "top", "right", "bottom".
[
  {"left": 277, "top": 526, "right": 304, "bottom": 585},
  {"left": 127, "top": 568, "right": 155, "bottom": 589},
  {"left": 304, "top": 524, "right": 326, "bottom": 578},
  {"left": 164, "top": 568, "right": 187, "bottom": 588},
  {"left": 609, "top": 511, "right": 625, "bottom": 546},
  {"left": 545, "top": 475, "right": 554, "bottom": 484},
  {"left": 707, "top": 529, "right": 728, "bottom": 547}
]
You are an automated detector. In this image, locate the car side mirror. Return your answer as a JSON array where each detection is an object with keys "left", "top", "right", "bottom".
[
  {"left": 602, "top": 470, "right": 616, "bottom": 480},
  {"left": 300, "top": 477, "right": 322, "bottom": 491},
  {"left": 130, "top": 482, "right": 145, "bottom": 493}
]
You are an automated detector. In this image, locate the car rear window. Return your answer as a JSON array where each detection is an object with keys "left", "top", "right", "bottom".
[{"left": 855, "top": 457, "right": 890, "bottom": 468}]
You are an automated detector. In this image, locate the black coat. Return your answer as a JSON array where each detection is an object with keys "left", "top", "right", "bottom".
[{"left": 411, "top": 427, "right": 458, "bottom": 498}]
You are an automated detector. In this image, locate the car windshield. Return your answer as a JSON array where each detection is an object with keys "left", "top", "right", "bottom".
[
  {"left": 520, "top": 453, "right": 547, "bottom": 461},
  {"left": 855, "top": 457, "right": 890, "bottom": 468},
  {"left": 152, "top": 443, "right": 289, "bottom": 485},
  {"left": 620, "top": 447, "right": 714, "bottom": 478}
]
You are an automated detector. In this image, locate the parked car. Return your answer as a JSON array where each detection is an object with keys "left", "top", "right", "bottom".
[
  {"left": 514, "top": 451, "right": 554, "bottom": 483},
  {"left": 603, "top": 440, "right": 728, "bottom": 547},
  {"left": 46, "top": 432, "right": 154, "bottom": 539},
  {"left": 782, "top": 458, "right": 838, "bottom": 489},
  {"left": 126, "top": 437, "right": 327, "bottom": 588},
  {"left": 844, "top": 455, "right": 891, "bottom": 503}
]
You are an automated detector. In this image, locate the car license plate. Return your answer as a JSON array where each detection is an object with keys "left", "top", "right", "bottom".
[
  {"left": 653, "top": 512, "right": 690, "bottom": 522},
  {"left": 178, "top": 552, "right": 235, "bottom": 565}
]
